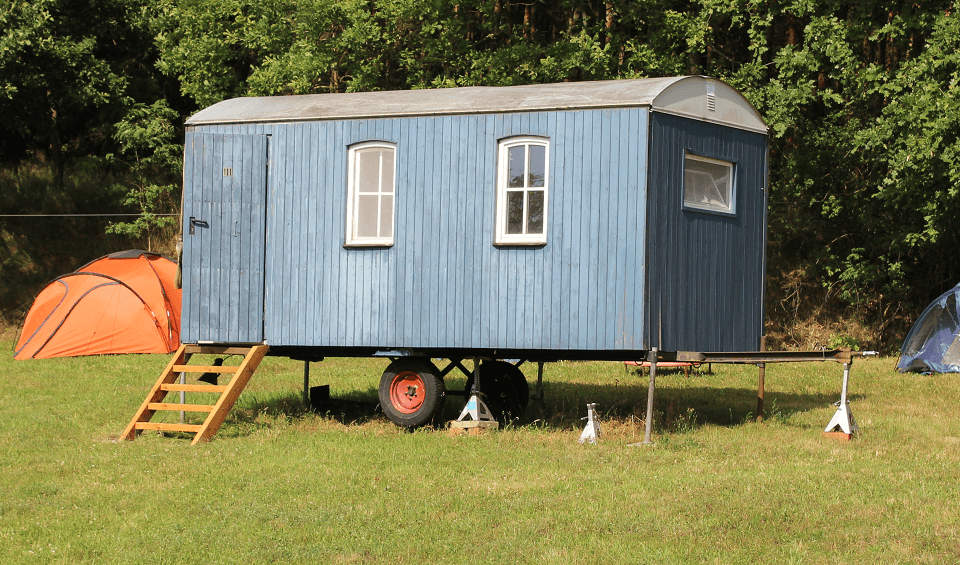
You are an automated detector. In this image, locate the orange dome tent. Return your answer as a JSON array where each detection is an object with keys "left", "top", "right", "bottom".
[{"left": 14, "top": 250, "right": 181, "bottom": 360}]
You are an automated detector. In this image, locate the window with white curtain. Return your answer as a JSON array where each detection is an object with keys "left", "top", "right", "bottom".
[
  {"left": 683, "top": 153, "right": 735, "bottom": 215},
  {"left": 345, "top": 142, "right": 396, "bottom": 246},
  {"left": 495, "top": 136, "right": 549, "bottom": 245}
]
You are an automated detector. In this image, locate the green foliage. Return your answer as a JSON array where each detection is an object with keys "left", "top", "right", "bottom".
[
  {"left": 853, "top": 8, "right": 960, "bottom": 283},
  {"left": 155, "top": 0, "right": 700, "bottom": 102},
  {"left": 7, "top": 0, "right": 960, "bottom": 346},
  {"left": 679, "top": 0, "right": 960, "bottom": 346},
  {"left": 0, "top": 160, "right": 135, "bottom": 323},
  {"left": 0, "top": 0, "right": 162, "bottom": 183},
  {"left": 154, "top": 0, "right": 257, "bottom": 107},
  {"left": 105, "top": 100, "right": 182, "bottom": 250},
  {"left": 148, "top": 0, "right": 960, "bottom": 347},
  {"left": 828, "top": 333, "right": 861, "bottom": 350}
]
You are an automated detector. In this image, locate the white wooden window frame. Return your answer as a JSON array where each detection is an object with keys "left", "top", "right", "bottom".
[
  {"left": 682, "top": 152, "right": 736, "bottom": 216},
  {"left": 345, "top": 141, "right": 396, "bottom": 247},
  {"left": 495, "top": 136, "right": 550, "bottom": 245}
]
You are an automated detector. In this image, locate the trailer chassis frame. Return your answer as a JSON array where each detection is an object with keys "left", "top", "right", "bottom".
[
  {"left": 635, "top": 347, "right": 872, "bottom": 444},
  {"left": 281, "top": 345, "right": 872, "bottom": 438}
]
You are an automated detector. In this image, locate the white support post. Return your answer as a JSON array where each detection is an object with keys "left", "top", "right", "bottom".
[
  {"left": 579, "top": 403, "right": 600, "bottom": 444},
  {"left": 824, "top": 363, "right": 858, "bottom": 438},
  {"left": 455, "top": 357, "right": 498, "bottom": 428}
]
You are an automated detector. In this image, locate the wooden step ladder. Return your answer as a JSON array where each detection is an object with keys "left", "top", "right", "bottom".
[{"left": 120, "top": 344, "right": 269, "bottom": 445}]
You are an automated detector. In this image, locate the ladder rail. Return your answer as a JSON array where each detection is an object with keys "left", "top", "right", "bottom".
[
  {"left": 120, "top": 344, "right": 269, "bottom": 444},
  {"left": 191, "top": 345, "right": 269, "bottom": 445},
  {"left": 119, "top": 344, "right": 190, "bottom": 441}
]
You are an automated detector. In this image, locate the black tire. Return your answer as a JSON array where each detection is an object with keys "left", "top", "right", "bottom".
[
  {"left": 378, "top": 358, "right": 445, "bottom": 429},
  {"left": 465, "top": 360, "right": 530, "bottom": 423}
]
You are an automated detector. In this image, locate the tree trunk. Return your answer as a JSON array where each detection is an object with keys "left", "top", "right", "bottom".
[
  {"left": 605, "top": 2, "right": 613, "bottom": 46},
  {"left": 48, "top": 100, "right": 65, "bottom": 191}
]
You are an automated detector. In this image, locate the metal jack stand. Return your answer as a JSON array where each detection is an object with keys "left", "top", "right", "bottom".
[
  {"left": 452, "top": 358, "right": 499, "bottom": 432},
  {"left": 824, "top": 363, "right": 858, "bottom": 440},
  {"left": 579, "top": 403, "right": 600, "bottom": 444}
]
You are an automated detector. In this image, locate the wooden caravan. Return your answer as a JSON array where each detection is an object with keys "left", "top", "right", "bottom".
[{"left": 176, "top": 76, "right": 769, "bottom": 428}]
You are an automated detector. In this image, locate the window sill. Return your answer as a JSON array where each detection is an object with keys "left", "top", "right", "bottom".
[
  {"left": 344, "top": 241, "right": 395, "bottom": 248},
  {"left": 493, "top": 240, "right": 547, "bottom": 248},
  {"left": 681, "top": 204, "right": 737, "bottom": 218}
]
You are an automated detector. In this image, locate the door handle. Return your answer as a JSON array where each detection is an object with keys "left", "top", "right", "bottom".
[{"left": 189, "top": 217, "right": 209, "bottom": 235}]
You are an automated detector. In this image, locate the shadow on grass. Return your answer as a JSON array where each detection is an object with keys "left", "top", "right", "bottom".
[
  {"left": 195, "top": 372, "right": 858, "bottom": 439},
  {"left": 524, "top": 379, "right": 861, "bottom": 434},
  {"left": 230, "top": 389, "right": 384, "bottom": 428}
]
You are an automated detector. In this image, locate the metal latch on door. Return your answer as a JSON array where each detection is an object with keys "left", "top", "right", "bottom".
[{"left": 189, "top": 217, "right": 209, "bottom": 235}]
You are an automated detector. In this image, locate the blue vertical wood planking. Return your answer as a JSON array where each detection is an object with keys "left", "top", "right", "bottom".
[
  {"left": 181, "top": 78, "right": 767, "bottom": 355},
  {"left": 184, "top": 109, "right": 657, "bottom": 351},
  {"left": 181, "top": 133, "right": 267, "bottom": 343},
  {"left": 646, "top": 113, "right": 766, "bottom": 352}
]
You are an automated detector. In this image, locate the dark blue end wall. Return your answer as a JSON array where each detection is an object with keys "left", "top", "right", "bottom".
[{"left": 646, "top": 113, "right": 768, "bottom": 352}]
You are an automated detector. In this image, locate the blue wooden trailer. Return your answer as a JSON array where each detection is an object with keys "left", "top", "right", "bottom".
[{"left": 173, "top": 76, "right": 772, "bottom": 430}]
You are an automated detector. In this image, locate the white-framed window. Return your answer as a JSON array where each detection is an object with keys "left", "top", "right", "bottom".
[
  {"left": 345, "top": 141, "right": 396, "bottom": 246},
  {"left": 683, "top": 153, "right": 735, "bottom": 215},
  {"left": 495, "top": 136, "right": 549, "bottom": 245}
]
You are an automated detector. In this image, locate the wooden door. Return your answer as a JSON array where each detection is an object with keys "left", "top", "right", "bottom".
[{"left": 181, "top": 132, "right": 268, "bottom": 344}]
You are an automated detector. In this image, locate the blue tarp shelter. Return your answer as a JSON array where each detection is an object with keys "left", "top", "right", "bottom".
[{"left": 898, "top": 283, "right": 960, "bottom": 373}]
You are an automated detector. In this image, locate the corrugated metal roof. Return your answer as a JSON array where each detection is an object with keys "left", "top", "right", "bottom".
[{"left": 186, "top": 76, "right": 767, "bottom": 134}]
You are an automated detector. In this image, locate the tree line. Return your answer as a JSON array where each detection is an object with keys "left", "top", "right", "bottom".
[{"left": 3, "top": 0, "right": 959, "bottom": 348}]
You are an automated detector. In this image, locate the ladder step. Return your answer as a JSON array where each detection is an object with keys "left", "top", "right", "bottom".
[
  {"left": 172, "top": 364, "right": 238, "bottom": 374},
  {"left": 134, "top": 422, "right": 204, "bottom": 433},
  {"left": 161, "top": 383, "right": 229, "bottom": 393},
  {"left": 147, "top": 402, "right": 215, "bottom": 413},
  {"left": 184, "top": 345, "right": 260, "bottom": 355},
  {"left": 121, "top": 343, "right": 269, "bottom": 444}
]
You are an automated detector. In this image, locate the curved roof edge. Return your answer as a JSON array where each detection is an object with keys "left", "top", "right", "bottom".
[{"left": 187, "top": 76, "right": 767, "bottom": 134}]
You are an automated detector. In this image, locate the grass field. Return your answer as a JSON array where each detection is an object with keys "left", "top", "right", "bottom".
[{"left": 2, "top": 342, "right": 958, "bottom": 564}]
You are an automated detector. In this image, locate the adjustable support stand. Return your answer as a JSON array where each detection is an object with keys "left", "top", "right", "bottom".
[
  {"left": 823, "top": 363, "right": 858, "bottom": 440},
  {"left": 579, "top": 403, "right": 600, "bottom": 444},
  {"left": 452, "top": 357, "right": 499, "bottom": 431},
  {"left": 457, "top": 394, "right": 497, "bottom": 423}
]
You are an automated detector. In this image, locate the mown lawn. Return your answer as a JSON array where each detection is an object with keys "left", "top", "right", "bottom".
[{"left": 1, "top": 343, "right": 957, "bottom": 564}]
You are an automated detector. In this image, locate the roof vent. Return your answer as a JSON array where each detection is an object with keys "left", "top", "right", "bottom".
[{"left": 706, "top": 80, "right": 716, "bottom": 112}]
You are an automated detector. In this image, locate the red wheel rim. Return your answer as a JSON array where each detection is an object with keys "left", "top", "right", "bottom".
[{"left": 389, "top": 371, "right": 426, "bottom": 414}]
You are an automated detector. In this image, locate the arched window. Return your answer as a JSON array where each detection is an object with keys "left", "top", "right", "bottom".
[
  {"left": 345, "top": 142, "right": 396, "bottom": 246},
  {"left": 495, "top": 136, "right": 549, "bottom": 245}
]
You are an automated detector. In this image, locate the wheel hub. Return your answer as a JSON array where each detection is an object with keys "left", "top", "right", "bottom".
[{"left": 390, "top": 371, "right": 426, "bottom": 414}]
